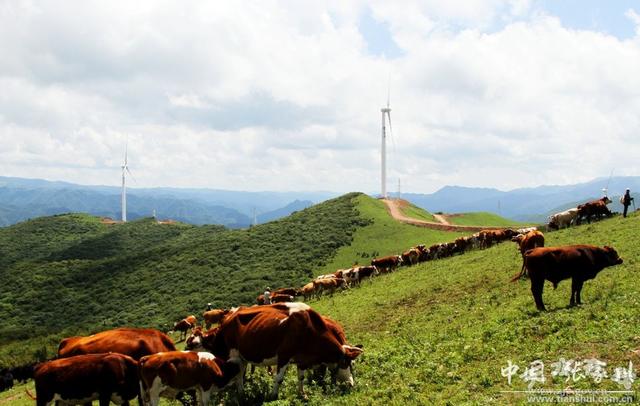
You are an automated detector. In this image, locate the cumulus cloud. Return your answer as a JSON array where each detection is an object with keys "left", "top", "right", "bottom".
[{"left": 1, "top": 1, "right": 639, "bottom": 193}]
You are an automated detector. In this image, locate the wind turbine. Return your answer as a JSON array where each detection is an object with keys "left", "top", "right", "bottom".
[
  {"left": 121, "top": 143, "right": 132, "bottom": 222},
  {"left": 380, "top": 87, "right": 393, "bottom": 199}
]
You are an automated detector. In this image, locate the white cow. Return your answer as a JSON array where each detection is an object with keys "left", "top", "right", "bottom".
[{"left": 548, "top": 208, "right": 579, "bottom": 229}]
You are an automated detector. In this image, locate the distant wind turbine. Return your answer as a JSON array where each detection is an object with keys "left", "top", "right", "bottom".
[
  {"left": 380, "top": 86, "right": 393, "bottom": 199},
  {"left": 121, "top": 143, "right": 134, "bottom": 222}
]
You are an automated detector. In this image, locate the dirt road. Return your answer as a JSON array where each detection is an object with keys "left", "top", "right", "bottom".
[{"left": 381, "top": 199, "right": 502, "bottom": 232}]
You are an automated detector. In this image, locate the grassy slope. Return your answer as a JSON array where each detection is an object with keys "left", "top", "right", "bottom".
[
  {"left": 446, "top": 211, "right": 529, "bottom": 227},
  {"left": 4, "top": 200, "right": 636, "bottom": 405},
  {"left": 318, "top": 196, "right": 461, "bottom": 275},
  {"left": 292, "top": 212, "right": 639, "bottom": 405},
  {"left": 399, "top": 202, "right": 437, "bottom": 223}
]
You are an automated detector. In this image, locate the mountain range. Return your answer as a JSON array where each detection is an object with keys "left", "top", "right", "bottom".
[{"left": 0, "top": 175, "right": 638, "bottom": 227}]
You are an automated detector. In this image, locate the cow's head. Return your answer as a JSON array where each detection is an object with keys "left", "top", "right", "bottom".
[
  {"left": 511, "top": 234, "right": 524, "bottom": 243},
  {"left": 186, "top": 327, "right": 218, "bottom": 352},
  {"left": 603, "top": 246, "right": 623, "bottom": 265},
  {"left": 601, "top": 196, "right": 612, "bottom": 204},
  {"left": 334, "top": 344, "right": 364, "bottom": 387}
]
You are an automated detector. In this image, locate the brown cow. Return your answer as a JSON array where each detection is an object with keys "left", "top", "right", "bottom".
[
  {"left": 203, "top": 309, "right": 230, "bottom": 329},
  {"left": 577, "top": 197, "right": 612, "bottom": 224},
  {"left": 371, "top": 255, "right": 403, "bottom": 273},
  {"left": 206, "top": 303, "right": 363, "bottom": 399},
  {"left": 58, "top": 328, "right": 176, "bottom": 360},
  {"left": 139, "top": 351, "right": 242, "bottom": 406},
  {"left": 524, "top": 245, "right": 623, "bottom": 311},
  {"left": 171, "top": 315, "right": 197, "bottom": 341},
  {"left": 273, "top": 288, "right": 299, "bottom": 297},
  {"left": 257, "top": 293, "right": 294, "bottom": 305},
  {"left": 401, "top": 248, "right": 420, "bottom": 266},
  {"left": 510, "top": 230, "right": 545, "bottom": 280},
  {"left": 33, "top": 353, "right": 139, "bottom": 406}
]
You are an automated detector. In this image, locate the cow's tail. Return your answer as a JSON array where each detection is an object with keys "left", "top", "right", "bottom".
[
  {"left": 510, "top": 267, "right": 527, "bottom": 282},
  {"left": 25, "top": 389, "right": 37, "bottom": 400}
]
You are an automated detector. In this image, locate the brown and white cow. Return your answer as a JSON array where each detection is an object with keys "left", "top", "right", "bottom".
[
  {"left": 300, "top": 282, "right": 316, "bottom": 302},
  {"left": 171, "top": 315, "right": 197, "bottom": 341},
  {"left": 524, "top": 245, "right": 623, "bottom": 311},
  {"left": 510, "top": 230, "right": 545, "bottom": 280},
  {"left": 33, "top": 353, "right": 139, "bottom": 406},
  {"left": 204, "top": 303, "right": 363, "bottom": 399},
  {"left": 203, "top": 309, "right": 230, "bottom": 329},
  {"left": 139, "top": 351, "right": 242, "bottom": 406},
  {"left": 313, "top": 277, "right": 346, "bottom": 297},
  {"left": 58, "top": 328, "right": 176, "bottom": 361},
  {"left": 371, "top": 255, "right": 403, "bottom": 273},
  {"left": 548, "top": 208, "right": 579, "bottom": 229}
]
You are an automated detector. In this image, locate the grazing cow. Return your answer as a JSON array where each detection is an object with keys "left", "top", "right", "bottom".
[
  {"left": 203, "top": 309, "right": 230, "bottom": 329},
  {"left": 139, "top": 351, "right": 242, "bottom": 406},
  {"left": 524, "top": 245, "right": 623, "bottom": 311},
  {"left": 171, "top": 315, "right": 197, "bottom": 341},
  {"left": 577, "top": 197, "right": 612, "bottom": 224},
  {"left": 0, "top": 370, "right": 13, "bottom": 392},
  {"left": 32, "top": 353, "right": 139, "bottom": 406},
  {"left": 58, "top": 328, "right": 176, "bottom": 361},
  {"left": 300, "top": 282, "right": 315, "bottom": 302},
  {"left": 313, "top": 278, "right": 346, "bottom": 297},
  {"left": 258, "top": 293, "right": 294, "bottom": 305},
  {"left": 207, "top": 303, "right": 363, "bottom": 399},
  {"left": 548, "top": 208, "right": 579, "bottom": 229},
  {"left": 510, "top": 230, "right": 545, "bottom": 280},
  {"left": 401, "top": 248, "right": 420, "bottom": 266},
  {"left": 356, "top": 266, "right": 377, "bottom": 282},
  {"left": 341, "top": 268, "right": 359, "bottom": 286},
  {"left": 479, "top": 229, "right": 517, "bottom": 248},
  {"left": 371, "top": 255, "right": 403, "bottom": 273},
  {"left": 273, "top": 288, "right": 299, "bottom": 297},
  {"left": 454, "top": 237, "right": 473, "bottom": 254}
]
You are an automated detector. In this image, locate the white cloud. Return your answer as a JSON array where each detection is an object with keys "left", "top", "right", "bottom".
[{"left": 0, "top": 1, "right": 639, "bottom": 194}]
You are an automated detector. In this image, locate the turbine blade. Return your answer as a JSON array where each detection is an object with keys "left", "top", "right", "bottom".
[
  {"left": 126, "top": 167, "right": 138, "bottom": 185},
  {"left": 387, "top": 111, "right": 396, "bottom": 153}
]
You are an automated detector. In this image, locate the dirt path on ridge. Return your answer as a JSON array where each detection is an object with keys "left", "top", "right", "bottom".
[{"left": 381, "top": 198, "right": 502, "bottom": 232}]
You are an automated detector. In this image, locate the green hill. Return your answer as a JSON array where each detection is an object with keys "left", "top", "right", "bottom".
[
  {"left": 0, "top": 193, "right": 463, "bottom": 369},
  {"left": 444, "top": 211, "right": 529, "bottom": 227},
  {"left": 4, "top": 196, "right": 635, "bottom": 404}
]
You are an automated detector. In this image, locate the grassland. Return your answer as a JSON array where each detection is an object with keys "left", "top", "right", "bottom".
[
  {"left": 445, "top": 211, "right": 529, "bottom": 227},
  {"left": 2, "top": 200, "right": 637, "bottom": 405},
  {"left": 398, "top": 201, "right": 437, "bottom": 223}
]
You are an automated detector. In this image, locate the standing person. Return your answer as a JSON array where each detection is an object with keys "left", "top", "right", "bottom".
[
  {"left": 206, "top": 302, "right": 212, "bottom": 311},
  {"left": 264, "top": 287, "right": 272, "bottom": 304},
  {"left": 621, "top": 189, "right": 634, "bottom": 218}
]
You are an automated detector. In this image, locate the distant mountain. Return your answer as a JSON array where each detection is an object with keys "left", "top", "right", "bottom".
[
  {"left": 392, "top": 176, "right": 640, "bottom": 222},
  {"left": 257, "top": 200, "right": 314, "bottom": 224},
  {"left": 0, "top": 176, "right": 336, "bottom": 228}
]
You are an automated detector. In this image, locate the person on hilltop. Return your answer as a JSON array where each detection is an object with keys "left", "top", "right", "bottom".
[
  {"left": 264, "top": 287, "right": 272, "bottom": 304},
  {"left": 621, "top": 188, "right": 634, "bottom": 218}
]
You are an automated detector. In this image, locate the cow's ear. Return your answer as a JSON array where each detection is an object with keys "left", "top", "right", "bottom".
[{"left": 343, "top": 345, "right": 364, "bottom": 360}]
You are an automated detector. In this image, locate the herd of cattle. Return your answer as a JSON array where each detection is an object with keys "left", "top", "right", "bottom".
[{"left": 1, "top": 196, "right": 627, "bottom": 405}]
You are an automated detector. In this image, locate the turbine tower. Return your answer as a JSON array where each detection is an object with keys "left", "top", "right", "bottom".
[
  {"left": 121, "top": 144, "right": 129, "bottom": 222},
  {"left": 380, "top": 90, "right": 392, "bottom": 199}
]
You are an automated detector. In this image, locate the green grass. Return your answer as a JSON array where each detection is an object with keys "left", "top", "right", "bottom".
[
  {"left": 445, "top": 211, "right": 529, "bottom": 227},
  {"left": 399, "top": 202, "right": 437, "bottom": 223}
]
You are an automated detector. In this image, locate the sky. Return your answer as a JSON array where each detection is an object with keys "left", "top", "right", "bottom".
[{"left": 1, "top": 1, "right": 640, "bottom": 194}]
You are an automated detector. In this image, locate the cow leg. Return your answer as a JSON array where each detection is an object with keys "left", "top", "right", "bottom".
[
  {"left": 99, "top": 395, "right": 110, "bottom": 406},
  {"left": 570, "top": 279, "right": 583, "bottom": 307},
  {"left": 198, "top": 387, "right": 210, "bottom": 406},
  {"left": 531, "top": 278, "right": 546, "bottom": 311},
  {"left": 270, "top": 362, "right": 290, "bottom": 400},
  {"left": 297, "top": 367, "right": 308, "bottom": 400}
]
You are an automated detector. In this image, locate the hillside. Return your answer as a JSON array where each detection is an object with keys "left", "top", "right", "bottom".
[
  {"left": 444, "top": 211, "right": 529, "bottom": 227},
  {"left": 1, "top": 204, "right": 638, "bottom": 404},
  {"left": 0, "top": 193, "right": 372, "bottom": 366}
]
